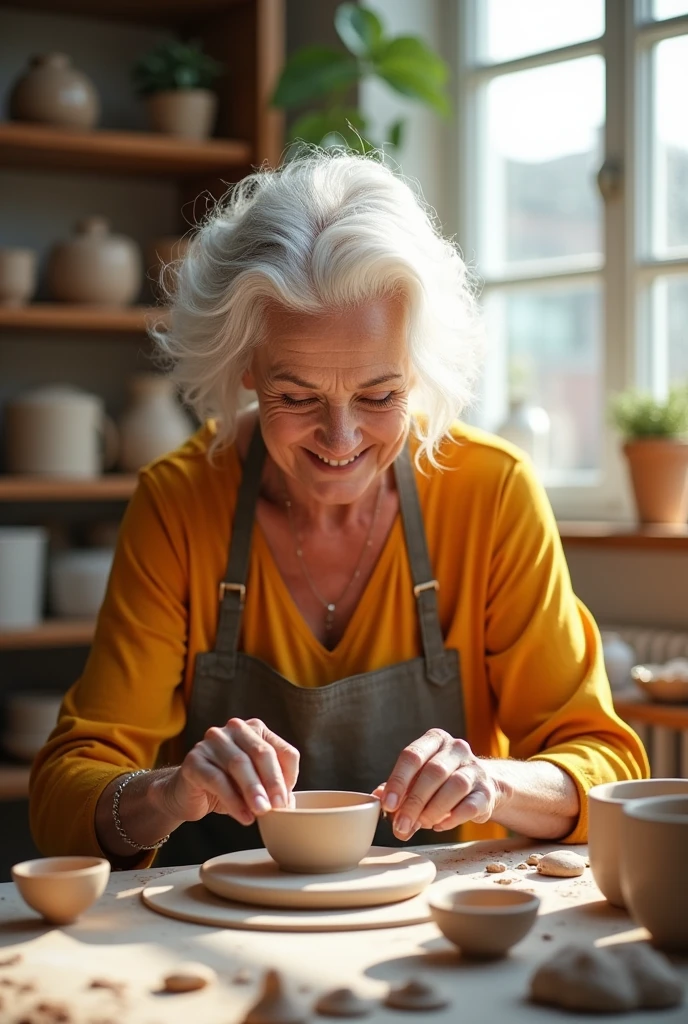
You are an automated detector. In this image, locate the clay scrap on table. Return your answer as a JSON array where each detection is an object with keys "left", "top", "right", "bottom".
[
  {"left": 162, "top": 962, "right": 216, "bottom": 993},
  {"left": 485, "top": 862, "right": 506, "bottom": 873},
  {"left": 536, "top": 851, "right": 586, "bottom": 878},
  {"left": 526, "top": 854, "right": 542, "bottom": 866},
  {"left": 384, "top": 977, "right": 449, "bottom": 1012},
  {"left": 530, "top": 942, "right": 684, "bottom": 1013},
  {"left": 244, "top": 969, "right": 307, "bottom": 1024},
  {"left": 314, "top": 987, "right": 375, "bottom": 1017}
]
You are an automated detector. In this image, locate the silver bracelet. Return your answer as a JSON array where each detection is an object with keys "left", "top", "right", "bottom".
[{"left": 111, "top": 769, "right": 171, "bottom": 852}]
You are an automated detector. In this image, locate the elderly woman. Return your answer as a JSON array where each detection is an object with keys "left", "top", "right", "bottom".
[{"left": 30, "top": 153, "right": 647, "bottom": 867}]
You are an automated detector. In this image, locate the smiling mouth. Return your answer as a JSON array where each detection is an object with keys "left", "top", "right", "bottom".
[{"left": 310, "top": 450, "right": 365, "bottom": 467}]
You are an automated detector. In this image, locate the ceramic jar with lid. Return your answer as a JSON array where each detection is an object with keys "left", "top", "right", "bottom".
[
  {"left": 9, "top": 53, "right": 100, "bottom": 130},
  {"left": 118, "top": 374, "right": 194, "bottom": 471},
  {"left": 47, "top": 217, "right": 142, "bottom": 306}
]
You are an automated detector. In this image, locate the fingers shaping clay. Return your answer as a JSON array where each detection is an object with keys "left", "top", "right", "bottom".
[
  {"left": 536, "top": 851, "right": 586, "bottom": 878},
  {"left": 384, "top": 977, "right": 449, "bottom": 1011},
  {"left": 530, "top": 943, "right": 684, "bottom": 1013},
  {"left": 314, "top": 987, "right": 375, "bottom": 1017}
]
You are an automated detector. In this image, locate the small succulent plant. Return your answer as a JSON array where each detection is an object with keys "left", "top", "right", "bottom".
[
  {"left": 609, "top": 386, "right": 688, "bottom": 440},
  {"left": 132, "top": 40, "right": 223, "bottom": 96}
]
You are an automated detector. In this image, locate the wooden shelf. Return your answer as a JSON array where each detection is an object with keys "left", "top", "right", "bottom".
[
  {"left": 0, "top": 765, "right": 31, "bottom": 802},
  {"left": 558, "top": 521, "right": 688, "bottom": 551},
  {"left": 613, "top": 690, "right": 688, "bottom": 730},
  {"left": 0, "top": 123, "right": 252, "bottom": 177},
  {"left": 0, "top": 619, "right": 96, "bottom": 650},
  {"left": 0, "top": 475, "right": 137, "bottom": 502},
  {"left": 0, "top": 304, "right": 165, "bottom": 333}
]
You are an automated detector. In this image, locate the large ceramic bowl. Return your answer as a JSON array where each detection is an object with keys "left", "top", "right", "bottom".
[
  {"left": 428, "top": 887, "right": 540, "bottom": 958},
  {"left": 12, "top": 856, "right": 110, "bottom": 924},
  {"left": 257, "top": 790, "right": 380, "bottom": 873},
  {"left": 620, "top": 795, "right": 688, "bottom": 951},
  {"left": 588, "top": 778, "right": 688, "bottom": 907}
]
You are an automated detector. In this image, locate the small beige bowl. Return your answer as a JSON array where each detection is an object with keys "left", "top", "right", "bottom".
[
  {"left": 588, "top": 778, "right": 688, "bottom": 908},
  {"left": 620, "top": 795, "right": 688, "bottom": 951},
  {"left": 257, "top": 790, "right": 380, "bottom": 874},
  {"left": 12, "top": 856, "right": 110, "bottom": 924},
  {"left": 428, "top": 887, "right": 540, "bottom": 958}
]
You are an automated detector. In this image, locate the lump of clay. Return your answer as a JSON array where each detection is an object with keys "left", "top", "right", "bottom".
[
  {"left": 536, "top": 851, "right": 586, "bottom": 878},
  {"left": 315, "top": 987, "right": 374, "bottom": 1018},
  {"left": 529, "top": 943, "right": 684, "bottom": 1013},
  {"left": 163, "top": 962, "right": 216, "bottom": 993},
  {"left": 530, "top": 946, "right": 637, "bottom": 1012},
  {"left": 384, "top": 977, "right": 448, "bottom": 1011},
  {"left": 244, "top": 970, "right": 307, "bottom": 1024},
  {"left": 526, "top": 854, "right": 542, "bottom": 866},
  {"left": 485, "top": 862, "right": 506, "bottom": 873},
  {"left": 609, "top": 944, "right": 684, "bottom": 1010},
  {"left": 516, "top": 863, "right": 528, "bottom": 870}
]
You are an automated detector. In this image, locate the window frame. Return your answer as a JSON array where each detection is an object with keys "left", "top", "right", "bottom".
[{"left": 452, "top": 0, "right": 688, "bottom": 520}]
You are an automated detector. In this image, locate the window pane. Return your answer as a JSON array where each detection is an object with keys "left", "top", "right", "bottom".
[
  {"left": 653, "top": 0, "right": 688, "bottom": 20},
  {"left": 645, "top": 277, "right": 688, "bottom": 386},
  {"left": 651, "top": 36, "right": 688, "bottom": 257},
  {"left": 480, "top": 0, "right": 604, "bottom": 63},
  {"left": 480, "top": 57, "right": 604, "bottom": 273},
  {"left": 482, "top": 284, "right": 603, "bottom": 477}
]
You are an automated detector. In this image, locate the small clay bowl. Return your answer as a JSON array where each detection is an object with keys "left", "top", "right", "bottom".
[
  {"left": 257, "top": 790, "right": 380, "bottom": 873},
  {"left": 12, "top": 856, "right": 110, "bottom": 924},
  {"left": 428, "top": 887, "right": 540, "bottom": 958}
]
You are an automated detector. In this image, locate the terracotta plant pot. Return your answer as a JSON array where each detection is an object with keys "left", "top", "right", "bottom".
[
  {"left": 0, "top": 248, "right": 37, "bottom": 306},
  {"left": 145, "top": 89, "right": 217, "bottom": 140},
  {"left": 10, "top": 53, "right": 100, "bottom": 130},
  {"left": 47, "top": 217, "right": 142, "bottom": 306},
  {"left": 145, "top": 235, "right": 191, "bottom": 299},
  {"left": 623, "top": 439, "right": 688, "bottom": 524}
]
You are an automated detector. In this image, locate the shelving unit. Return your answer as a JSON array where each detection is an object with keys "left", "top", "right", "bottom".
[
  {"left": 0, "top": 476, "right": 137, "bottom": 501},
  {"left": 0, "top": 304, "right": 163, "bottom": 333},
  {"left": 0, "top": 765, "right": 31, "bottom": 802},
  {"left": 558, "top": 521, "right": 688, "bottom": 551},
  {"left": 0, "top": 620, "right": 95, "bottom": 650}
]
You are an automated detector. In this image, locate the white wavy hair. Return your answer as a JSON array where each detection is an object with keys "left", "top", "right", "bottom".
[{"left": 153, "top": 150, "right": 484, "bottom": 468}]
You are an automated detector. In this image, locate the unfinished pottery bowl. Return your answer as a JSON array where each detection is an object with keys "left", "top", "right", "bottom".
[
  {"left": 588, "top": 778, "right": 688, "bottom": 908},
  {"left": 12, "top": 856, "right": 110, "bottom": 924},
  {"left": 428, "top": 886, "right": 540, "bottom": 958},
  {"left": 257, "top": 790, "right": 380, "bottom": 873},
  {"left": 620, "top": 795, "right": 688, "bottom": 951}
]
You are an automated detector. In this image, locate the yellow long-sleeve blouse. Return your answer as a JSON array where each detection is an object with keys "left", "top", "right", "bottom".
[{"left": 30, "top": 421, "right": 648, "bottom": 858}]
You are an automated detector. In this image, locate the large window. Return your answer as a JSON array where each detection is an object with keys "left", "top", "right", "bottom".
[{"left": 458, "top": 0, "right": 688, "bottom": 516}]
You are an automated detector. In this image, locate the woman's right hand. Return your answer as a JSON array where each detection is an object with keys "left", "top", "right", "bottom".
[{"left": 159, "top": 718, "right": 300, "bottom": 826}]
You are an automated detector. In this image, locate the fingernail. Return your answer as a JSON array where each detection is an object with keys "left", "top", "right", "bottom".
[
  {"left": 253, "top": 793, "right": 271, "bottom": 814},
  {"left": 383, "top": 792, "right": 398, "bottom": 812},
  {"left": 395, "top": 815, "right": 412, "bottom": 837},
  {"left": 272, "top": 793, "right": 286, "bottom": 808}
]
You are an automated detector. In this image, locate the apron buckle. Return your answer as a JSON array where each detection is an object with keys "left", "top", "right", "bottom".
[
  {"left": 219, "top": 582, "right": 246, "bottom": 607},
  {"left": 413, "top": 579, "right": 439, "bottom": 598}
]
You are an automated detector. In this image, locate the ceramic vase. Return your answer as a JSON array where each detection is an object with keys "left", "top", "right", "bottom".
[
  {"left": 600, "top": 632, "right": 636, "bottom": 691},
  {"left": 118, "top": 374, "right": 194, "bottom": 471},
  {"left": 0, "top": 527, "right": 47, "bottom": 629},
  {"left": 47, "top": 217, "right": 142, "bottom": 306},
  {"left": 496, "top": 399, "right": 551, "bottom": 473},
  {"left": 146, "top": 235, "right": 191, "bottom": 299},
  {"left": 623, "top": 439, "right": 688, "bottom": 524},
  {"left": 145, "top": 89, "right": 217, "bottom": 139},
  {"left": 0, "top": 248, "right": 37, "bottom": 306},
  {"left": 10, "top": 53, "right": 100, "bottom": 130}
]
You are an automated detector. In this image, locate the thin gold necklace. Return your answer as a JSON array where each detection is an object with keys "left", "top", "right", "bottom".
[{"left": 282, "top": 475, "right": 385, "bottom": 635}]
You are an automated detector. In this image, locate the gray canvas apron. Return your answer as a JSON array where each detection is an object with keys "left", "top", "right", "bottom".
[{"left": 159, "top": 427, "right": 465, "bottom": 866}]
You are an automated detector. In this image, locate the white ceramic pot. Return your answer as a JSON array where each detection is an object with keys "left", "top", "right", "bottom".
[
  {"left": 49, "top": 548, "right": 115, "bottom": 619},
  {"left": 4, "top": 385, "right": 117, "bottom": 478},
  {"left": 0, "top": 527, "right": 47, "bottom": 629},
  {"left": 47, "top": 217, "right": 142, "bottom": 306},
  {"left": 497, "top": 399, "right": 551, "bottom": 473},
  {"left": 118, "top": 373, "right": 194, "bottom": 472},
  {"left": 600, "top": 632, "right": 636, "bottom": 691}
]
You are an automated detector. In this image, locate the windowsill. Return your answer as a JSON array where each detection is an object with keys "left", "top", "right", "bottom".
[{"left": 558, "top": 521, "right": 688, "bottom": 550}]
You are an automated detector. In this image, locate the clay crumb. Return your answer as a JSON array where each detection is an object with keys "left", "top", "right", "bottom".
[
  {"left": 485, "top": 862, "right": 506, "bottom": 873},
  {"left": 88, "top": 980, "right": 126, "bottom": 998},
  {"left": 233, "top": 968, "right": 253, "bottom": 985},
  {"left": 0, "top": 954, "right": 22, "bottom": 967},
  {"left": 494, "top": 877, "right": 513, "bottom": 885},
  {"left": 542, "top": 934, "right": 553, "bottom": 941},
  {"left": 526, "top": 854, "right": 543, "bottom": 866},
  {"left": 163, "top": 963, "right": 216, "bottom": 993},
  {"left": 516, "top": 863, "right": 528, "bottom": 870}
]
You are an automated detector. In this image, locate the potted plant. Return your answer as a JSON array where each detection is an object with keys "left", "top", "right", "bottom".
[
  {"left": 132, "top": 40, "right": 223, "bottom": 141},
  {"left": 272, "top": 3, "right": 450, "bottom": 152},
  {"left": 610, "top": 386, "right": 688, "bottom": 524}
]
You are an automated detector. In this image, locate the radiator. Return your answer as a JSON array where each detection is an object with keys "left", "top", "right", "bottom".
[{"left": 602, "top": 624, "right": 688, "bottom": 779}]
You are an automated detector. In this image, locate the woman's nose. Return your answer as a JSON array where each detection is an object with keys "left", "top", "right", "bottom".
[{"left": 316, "top": 406, "right": 361, "bottom": 455}]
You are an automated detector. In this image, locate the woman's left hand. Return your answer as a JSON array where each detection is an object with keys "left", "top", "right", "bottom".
[{"left": 373, "top": 729, "right": 505, "bottom": 840}]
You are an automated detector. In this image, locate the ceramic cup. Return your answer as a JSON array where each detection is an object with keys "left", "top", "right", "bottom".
[
  {"left": 428, "top": 887, "right": 540, "bottom": 958},
  {"left": 588, "top": 778, "right": 688, "bottom": 907},
  {"left": 620, "top": 795, "right": 688, "bottom": 951},
  {"left": 0, "top": 526, "right": 47, "bottom": 629},
  {"left": 49, "top": 547, "right": 115, "bottom": 618},
  {"left": 12, "top": 856, "right": 110, "bottom": 924},
  {"left": 257, "top": 791, "right": 380, "bottom": 873},
  {"left": 0, "top": 248, "right": 37, "bottom": 306}
]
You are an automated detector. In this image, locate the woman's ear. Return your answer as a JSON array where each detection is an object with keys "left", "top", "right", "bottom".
[{"left": 242, "top": 367, "right": 256, "bottom": 390}]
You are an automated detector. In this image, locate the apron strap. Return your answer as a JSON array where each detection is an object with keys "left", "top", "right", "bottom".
[
  {"left": 213, "top": 425, "right": 267, "bottom": 658},
  {"left": 394, "top": 443, "right": 451, "bottom": 685}
]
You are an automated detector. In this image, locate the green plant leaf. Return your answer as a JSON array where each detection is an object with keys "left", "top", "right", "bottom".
[
  {"left": 373, "top": 35, "right": 451, "bottom": 115},
  {"left": 609, "top": 386, "right": 688, "bottom": 439},
  {"left": 289, "top": 107, "right": 366, "bottom": 147},
  {"left": 131, "top": 39, "right": 222, "bottom": 95},
  {"left": 387, "top": 118, "right": 404, "bottom": 148},
  {"left": 272, "top": 47, "right": 360, "bottom": 109},
  {"left": 334, "top": 3, "right": 385, "bottom": 58}
]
